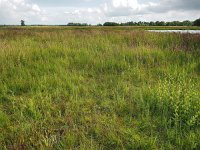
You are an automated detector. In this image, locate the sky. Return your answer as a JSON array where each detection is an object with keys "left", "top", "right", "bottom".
[{"left": 0, "top": 0, "right": 200, "bottom": 25}]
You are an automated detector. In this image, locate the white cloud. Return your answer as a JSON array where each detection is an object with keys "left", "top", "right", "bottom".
[
  {"left": 112, "top": 0, "right": 139, "bottom": 9},
  {"left": 101, "top": 0, "right": 159, "bottom": 17},
  {"left": 64, "top": 7, "right": 103, "bottom": 24},
  {"left": 0, "top": 0, "right": 46, "bottom": 24},
  {"left": 99, "top": 0, "right": 200, "bottom": 22},
  {"left": 0, "top": 0, "right": 200, "bottom": 25},
  {"left": 32, "top": 4, "right": 41, "bottom": 12},
  {"left": 41, "top": 6, "right": 104, "bottom": 25}
]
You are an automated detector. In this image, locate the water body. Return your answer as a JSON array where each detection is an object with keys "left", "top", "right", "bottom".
[{"left": 148, "top": 30, "right": 200, "bottom": 34}]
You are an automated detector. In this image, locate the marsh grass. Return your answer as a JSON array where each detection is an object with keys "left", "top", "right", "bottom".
[{"left": 0, "top": 27, "right": 200, "bottom": 149}]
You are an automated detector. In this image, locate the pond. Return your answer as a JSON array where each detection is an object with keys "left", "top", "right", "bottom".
[{"left": 148, "top": 30, "right": 200, "bottom": 34}]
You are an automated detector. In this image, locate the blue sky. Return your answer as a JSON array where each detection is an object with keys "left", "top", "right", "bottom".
[{"left": 0, "top": 0, "right": 200, "bottom": 25}]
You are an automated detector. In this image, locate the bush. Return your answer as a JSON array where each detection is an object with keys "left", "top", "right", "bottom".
[{"left": 193, "top": 18, "right": 200, "bottom": 26}]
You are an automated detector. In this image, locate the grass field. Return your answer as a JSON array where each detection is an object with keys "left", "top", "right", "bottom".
[{"left": 0, "top": 26, "right": 200, "bottom": 149}]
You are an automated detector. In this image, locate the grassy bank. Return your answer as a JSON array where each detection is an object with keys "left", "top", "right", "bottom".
[{"left": 0, "top": 27, "right": 200, "bottom": 149}]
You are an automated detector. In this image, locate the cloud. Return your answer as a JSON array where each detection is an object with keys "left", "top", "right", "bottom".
[
  {"left": 146, "top": 0, "right": 200, "bottom": 13},
  {"left": 41, "top": 6, "right": 103, "bottom": 25},
  {"left": 63, "top": 8, "right": 103, "bottom": 24},
  {"left": 0, "top": 0, "right": 46, "bottom": 24},
  {"left": 102, "top": 0, "right": 141, "bottom": 17},
  {"left": 100, "top": 0, "right": 200, "bottom": 22},
  {"left": 101, "top": 0, "right": 200, "bottom": 18},
  {"left": 0, "top": 0, "right": 200, "bottom": 25}
]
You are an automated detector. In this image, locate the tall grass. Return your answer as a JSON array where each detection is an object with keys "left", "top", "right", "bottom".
[{"left": 0, "top": 27, "right": 200, "bottom": 149}]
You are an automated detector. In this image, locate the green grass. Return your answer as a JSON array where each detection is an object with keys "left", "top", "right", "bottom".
[{"left": 0, "top": 27, "right": 200, "bottom": 149}]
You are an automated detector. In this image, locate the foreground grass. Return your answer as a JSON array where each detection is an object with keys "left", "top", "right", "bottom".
[{"left": 0, "top": 27, "right": 200, "bottom": 149}]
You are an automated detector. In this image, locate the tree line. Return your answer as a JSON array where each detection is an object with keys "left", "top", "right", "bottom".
[
  {"left": 103, "top": 21, "right": 192, "bottom": 26},
  {"left": 18, "top": 18, "right": 200, "bottom": 26},
  {"left": 67, "top": 18, "right": 200, "bottom": 26}
]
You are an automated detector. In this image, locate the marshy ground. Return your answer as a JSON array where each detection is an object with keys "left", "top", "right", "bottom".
[{"left": 0, "top": 26, "right": 200, "bottom": 149}]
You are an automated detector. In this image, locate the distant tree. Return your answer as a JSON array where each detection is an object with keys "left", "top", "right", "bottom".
[
  {"left": 172, "top": 21, "right": 182, "bottom": 26},
  {"left": 149, "top": 21, "right": 155, "bottom": 26},
  {"left": 21, "top": 20, "right": 25, "bottom": 26},
  {"left": 143, "top": 22, "right": 150, "bottom": 26},
  {"left": 165, "top": 22, "right": 171, "bottom": 26},
  {"left": 137, "top": 21, "right": 143, "bottom": 26},
  {"left": 103, "top": 22, "right": 119, "bottom": 26},
  {"left": 100, "top": 20, "right": 197, "bottom": 27},
  {"left": 82, "top": 23, "right": 88, "bottom": 26},
  {"left": 126, "top": 21, "right": 134, "bottom": 26},
  {"left": 67, "top": 22, "right": 88, "bottom": 26},
  {"left": 193, "top": 18, "right": 200, "bottom": 26},
  {"left": 182, "top": 20, "right": 192, "bottom": 26},
  {"left": 155, "top": 21, "right": 165, "bottom": 26}
]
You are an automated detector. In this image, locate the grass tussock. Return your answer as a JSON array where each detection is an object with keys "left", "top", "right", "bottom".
[{"left": 0, "top": 27, "right": 200, "bottom": 150}]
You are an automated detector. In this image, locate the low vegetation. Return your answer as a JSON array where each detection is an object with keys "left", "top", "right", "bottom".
[{"left": 0, "top": 27, "right": 200, "bottom": 149}]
